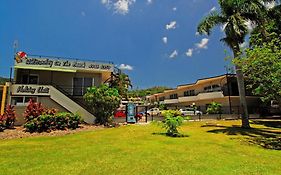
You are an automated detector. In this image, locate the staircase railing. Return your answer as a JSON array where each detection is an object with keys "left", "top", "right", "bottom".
[{"left": 51, "top": 84, "right": 95, "bottom": 115}]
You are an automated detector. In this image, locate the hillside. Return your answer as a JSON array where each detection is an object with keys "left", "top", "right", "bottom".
[
  {"left": 128, "top": 86, "right": 171, "bottom": 98},
  {"left": 0, "top": 77, "right": 9, "bottom": 85}
]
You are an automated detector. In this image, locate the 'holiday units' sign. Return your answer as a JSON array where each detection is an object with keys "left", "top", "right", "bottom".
[
  {"left": 11, "top": 85, "right": 51, "bottom": 96},
  {"left": 15, "top": 54, "right": 114, "bottom": 72}
]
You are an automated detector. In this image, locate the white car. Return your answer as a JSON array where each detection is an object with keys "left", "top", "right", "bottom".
[
  {"left": 179, "top": 108, "right": 203, "bottom": 116},
  {"left": 146, "top": 108, "right": 161, "bottom": 116}
]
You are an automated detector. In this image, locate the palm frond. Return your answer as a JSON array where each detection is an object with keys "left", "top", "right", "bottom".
[{"left": 197, "top": 11, "right": 226, "bottom": 35}]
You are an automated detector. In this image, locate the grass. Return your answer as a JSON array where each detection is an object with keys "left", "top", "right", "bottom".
[{"left": 0, "top": 120, "right": 281, "bottom": 175}]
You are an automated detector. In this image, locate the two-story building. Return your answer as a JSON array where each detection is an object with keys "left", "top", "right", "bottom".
[
  {"left": 1, "top": 53, "right": 115, "bottom": 125},
  {"left": 146, "top": 74, "right": 260, "bottom": 114}
]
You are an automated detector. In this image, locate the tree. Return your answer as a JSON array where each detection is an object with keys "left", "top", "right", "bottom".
[
  {"left": 236, "top": 33, "right": 281, "bottom": 107},
  {"left": 197, "top": 0, "right": 273, "bottom": 128},
  {"left": 84, "top": 84, "right": 121, "bottom": 125},
  {"left": 107, "top": 72, "right": 132, "bottom": 99}
]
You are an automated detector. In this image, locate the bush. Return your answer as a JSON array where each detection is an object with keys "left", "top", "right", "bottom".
[
  {"left": 0, "top": 115, "right": 5, "bottom": 132},
  {"left": 67, "top": 113, "right": 82, "bottom": 129},
  {"left": 161, "top": 110, "right": 184, "bottom": 137},
  {"left": 24, "top": 99, "right": 45, "bottom": 122},
  {"left": 24, "top": 112, "right": 82, "bottom": 132},
  {"left": 0, "top": 105, "right": 16, "bottom": 131},
  {"left": 84, "top": 84, "right": 121, "bottom": 125},
  {"left": 206, "top": 102, "right": 222, "bottom": 114}
]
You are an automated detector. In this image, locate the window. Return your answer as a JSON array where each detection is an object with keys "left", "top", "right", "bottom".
[
  {"left": 204, "top": 85, "right": 221, "bottom": 92},
  {"left": 21, "top": 74, "right": 39, "bottom": 84},
  {"left": 11, "top": 96, "right": 37, "bottom": 106},
  {"left": 170, "top": 94, "right": 178, "bottom": 99},
  {"left": 73, "top": 77, "right": 95, "bottom": 96},
  {"left": 184, "top": 90, "right": 195, "bottom": 96}
]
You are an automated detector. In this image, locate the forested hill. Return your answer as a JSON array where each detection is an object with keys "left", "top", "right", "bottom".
[
  {"left": 128, "top": 86, "right": 171, "bottom": 98},
  {"left": 0, "top": 77, "right": 9, "bottom": 85}
]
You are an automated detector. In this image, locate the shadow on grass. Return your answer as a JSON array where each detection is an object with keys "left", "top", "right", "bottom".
[
  {"left": 203, "top": 123, "right": 281, "bottom": 150},
  {"left": 152, "top": 132, "right": 189, "bottom": 138},
  {"left": 250, "top": 120, "right": 281, "bottom": 129}
]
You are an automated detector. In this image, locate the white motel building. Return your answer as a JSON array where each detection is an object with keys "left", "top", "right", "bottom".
[
  {"left": 0, "top": 53, "right": 114, "bottom": 125},
  {"left": 146, "top": 74, "right": 261, "bottom": 115}
]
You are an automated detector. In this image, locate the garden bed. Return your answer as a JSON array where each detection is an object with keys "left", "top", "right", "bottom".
[{"left": 0, "top": 124, "right": 104, "bottom": 140}]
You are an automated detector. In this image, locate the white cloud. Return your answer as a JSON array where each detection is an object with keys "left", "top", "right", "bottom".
[
  {"left": 81, "top": 11, "right": 86, "bottom": 17},
  {"left": 166, "top": 21, "right": 177, "bottom": 30},
  {"left": 195, "top": 32, "right": 200, "bottom": 36},
  {"left": 172, "top": 7, "right": 177, "bottom": 11},
  {"left": 196, "top": 38, "right": 209, "bottom": 49},
  {"left": 119, "top": 64, "right": 133, "bottom": 71},
  {"left": 239, "top": 42, "right": 248, "bottom": 49},
  {"left": 245, "top": 20, "right": 256, "bottom": 32},
  {"left": 210, "top": 6, "right": 216, "bottom": 12},
  {"left": 264, "top": 1, "right": 276, "bottom": 9},
  {"left": 147, "top": 0, "right": 153, "bottom": 5},
  {"left": 220, "top": 23, "right": 228, "bottom": 32},
  {"left": 162, "top": 37, "right": 168, "bottom": 44},
  {"left": 169, "top": 50, "right": 178, "bottom": 58},
  {"left": 185, "top": 49, "right": 193, "bottom": 57},
  {"left": 101, "top": 0, "right": 136, "bottom": 15}
]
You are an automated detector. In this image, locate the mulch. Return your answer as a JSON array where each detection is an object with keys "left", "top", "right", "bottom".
[{"left": 0, "top": 124, "right": 105, "bottom": 140}]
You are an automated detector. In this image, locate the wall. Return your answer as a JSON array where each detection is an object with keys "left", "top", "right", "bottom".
[{"left": 13, "top": 96, "right": 69, "bottom": 125}]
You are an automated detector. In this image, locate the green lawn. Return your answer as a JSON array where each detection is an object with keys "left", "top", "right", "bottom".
[{"left": 1, "top": 120, "right": 281, "bottom": 175}]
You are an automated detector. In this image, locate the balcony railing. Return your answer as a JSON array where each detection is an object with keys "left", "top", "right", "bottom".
[{"left": 163, "top": 90, "right": 225, "bottom": 104}]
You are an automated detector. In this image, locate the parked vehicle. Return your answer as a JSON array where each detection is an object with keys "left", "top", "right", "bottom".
[
  {"left": 114, "top": 110, "right": 126, "bottom": 118},
  {"left": 179, "top": 108, "right": 203, "bottom": 116},
  {"left": 114, "top": 110, "right": 144, "bottom": 120},
  {"left": 146, "top": 108, "right": 161, "bottom": 116}
]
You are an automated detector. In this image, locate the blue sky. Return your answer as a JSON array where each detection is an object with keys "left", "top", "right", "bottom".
[{"left": 0, "top": 0, "right": 233, "bottom": 88}]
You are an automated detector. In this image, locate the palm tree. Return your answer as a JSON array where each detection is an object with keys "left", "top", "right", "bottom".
[
  {"left": 197, "top": 0, "right": 274, "bottom": 128},
  {"left": 106, "top": 72, "right": 132, "bottom": 99}
]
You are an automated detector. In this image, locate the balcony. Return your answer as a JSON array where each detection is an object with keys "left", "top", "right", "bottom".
[
  {"left": 164, "top": 98, "right": 179, "bottom": 104},
  {"left": 177, "top": 91, "right": 224, "bottom": 103}
]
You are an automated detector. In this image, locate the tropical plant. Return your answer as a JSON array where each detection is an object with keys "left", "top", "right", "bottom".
[
  {"left": 161, "top": 110, "right": 184, "bottom": 137},
  {"left": 24, "top": 112, "right": 82, "bottom": 132},
  {"left": 197, "top": 0, "right": 275, "bottom": 128},
  {"left": 3, "top": 105, "right": 16, "bottom": 128},
  {"left": 236, "top": 33, "right": 281, "bottom": 107},
  {"left": 207, "top": 102, "right": 222, "bottom": 114},
  {"left": 106, "top": 72, "right": 132, "bottom": 99},
  {"left": 84, "top": 84, "right": 121, "bottom": 125},
  {"left": 24, "top": 99, "right": 45, "bottom": 122}
]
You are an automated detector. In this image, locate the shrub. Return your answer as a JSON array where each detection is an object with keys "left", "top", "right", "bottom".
[
  {"left": 161, "top": 110, "right": 184, "bottom": 137},
  {"left": 24, "top": 112, "right": 82, "bottom": 132},
  {"left": 67, "top": 113, "right": 82, "bottom": 129},
  {"left": 24, "top": 99, "right": 45, "bottom": 121},
  {"left": 0, "top": 115, "right": 5, "bottom": 132},
  {"left": 4, "top": 105, "right": 16, "bottom": 128},
  {"left": 206, "top": 102, "right": 222, "bottom": 114},
  {"left": 0, "top": 105, "right": 16, "bottom": 131},
  {"left": 84, "top": 84, "right": 121, "bottom": 125},
  {"left": 54, "top": 112, "right": 82, "bottom": 130}
]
